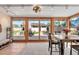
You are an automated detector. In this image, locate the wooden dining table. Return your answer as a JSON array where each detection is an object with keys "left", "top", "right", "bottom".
[{"left": 54, "top": 34, "right": 79, "bottom": 55}]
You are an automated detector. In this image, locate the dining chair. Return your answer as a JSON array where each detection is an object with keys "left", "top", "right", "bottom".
[
  {"left": 48, "top": 33, "right": 61, "bottom": 55},
  {"left": 70, "top": 41, "right": 79, "bottom": 55}
]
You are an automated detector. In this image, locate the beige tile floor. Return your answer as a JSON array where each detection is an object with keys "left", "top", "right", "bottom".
[
  {"left": 0, "top": 43, "right": 26, "bottom": 55},
  {"left": 0, "top": 42, "right": 78, "bottom": 55}
]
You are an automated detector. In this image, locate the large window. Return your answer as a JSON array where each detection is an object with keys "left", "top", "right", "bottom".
[
  {"left": 28, "top": 19, "right": 50, "bottom": 40},
  {"left": 70, "top": 16, "right": 79, "bottom": 35},
  {"left": 12, "top": 18, "right": 25, "bottom": 40},
  {"left": 28, "top": 20, "right": 39, "bottom": 40},
  {"left": 54, "top": 18, "right": 67, "bottom": 33},
  {"left": 40, "top": 20, "right": 50, "bottom": 40}
]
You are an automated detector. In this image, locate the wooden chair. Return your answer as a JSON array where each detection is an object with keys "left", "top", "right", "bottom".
[
  {"left": 70, "top": 41, "right": 79, "bottom": 55},
  {"left": 48, "top": 33, "right": 61, "bottom": 55},
  {"left": 71, "top": 45, "right": 79, "bottom": 55}
]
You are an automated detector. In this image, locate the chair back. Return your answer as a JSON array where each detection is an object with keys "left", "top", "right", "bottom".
[
  {"left": 48, "top": 33, "right": 55, "bottom": 42},
  {"left": 48, "top": 33, "right": 51, "bottom": 39},
  {"left": 51, "top": 33, "right": 57, "bottom": 42},
  {"left": 48, "top": 33, "right": 59, "bottom": 43}
]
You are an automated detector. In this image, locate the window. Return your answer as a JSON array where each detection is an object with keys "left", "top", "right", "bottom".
[
  {"left": 70, "top": 16, "right": 79, "bottom": 35},
  {"left": 54, "top": 18, "right": 67, "bottom": 33},
  {"left": 12, "top": 18, "right": 25, "bottom": 40}
]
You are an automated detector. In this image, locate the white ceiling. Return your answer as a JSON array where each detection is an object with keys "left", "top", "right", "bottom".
[{"left": 0, "top": 5, "right": 79, "bottom": 17}]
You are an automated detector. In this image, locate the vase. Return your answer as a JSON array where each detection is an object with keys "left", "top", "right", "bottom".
[
  {"left": 65, "top": 32, "right": 68, "bottom": 39},
  {"left": 65, "top": 35, "right": 68, "bottom": 39}
]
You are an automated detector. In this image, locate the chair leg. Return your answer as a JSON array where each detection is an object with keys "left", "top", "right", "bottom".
[
  {"left": 58, "top": 44, "right": 61, "bottom": 55},
  {"left": 70, "top": 42, "right": 72, "bottom": 55},
  {"left": 50, "top": 44, "right": 52, "bottom": 55},
  {"left": 48, "top": 42, "right": 50, "bottom": 51},
  {"left": 48, "top": 41, "right": 51, "bottom": 51}
]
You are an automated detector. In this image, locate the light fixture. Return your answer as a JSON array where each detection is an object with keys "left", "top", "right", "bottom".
[{"left": 33, "top": 5, "right": 41, "bottom": 13}]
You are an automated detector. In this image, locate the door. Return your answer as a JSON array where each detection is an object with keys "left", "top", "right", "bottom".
[
  {"left": 28, "top": 19, "right": 50, "bottom": 40},
  {"left": 12, "top": 18, "right": 25, "bottom": 41},
  {"left": 40, "top": 20, "right": 50, "bottom": 40},
  {"left": 11, "top": 18, "right": 51, "bottom": 41},
  {"left": 28, "top": 20, "right": 39, "bottom": 40}
]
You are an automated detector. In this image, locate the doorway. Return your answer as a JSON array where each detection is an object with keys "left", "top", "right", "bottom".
[
  {"left": 12, "top": 20, "right": 25, "bottom": 40},
  {"left": 11, "top": 18, "right": 26, "bottom": 41},
  {"left": 28, "top": 19, "right": 50, "bottom": 40},
  {"left": 11, "top": 18, "right": 51, "bottom": 41}
]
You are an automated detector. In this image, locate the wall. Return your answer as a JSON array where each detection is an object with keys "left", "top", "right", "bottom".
[{"left": 0, "top": 13, "right": 11, "bottom": 40}]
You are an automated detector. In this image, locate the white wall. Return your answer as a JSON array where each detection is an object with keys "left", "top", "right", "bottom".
[{"left": 0, "top": 13, "right": 11, "bottom": 40}]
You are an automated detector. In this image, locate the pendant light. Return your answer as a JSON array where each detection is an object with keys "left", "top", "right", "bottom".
[{"left": 33, "top": 5, "right": 41, "bottom": 13}]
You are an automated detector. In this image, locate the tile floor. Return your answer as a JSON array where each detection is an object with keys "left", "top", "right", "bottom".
[{"left": 0, "top": 42, "right": 78, "bottom": 55}]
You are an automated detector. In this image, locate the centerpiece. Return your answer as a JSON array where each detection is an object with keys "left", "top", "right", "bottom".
[{"left": 63, "top": 28, "right": 70, "bottom": 39}]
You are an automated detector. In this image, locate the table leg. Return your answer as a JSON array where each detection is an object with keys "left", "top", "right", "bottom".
[
  {"left": 60, "top": 40, "right": 64, "bottom": 55},
  {"left": 78, "top": 51, "right": 79, "bottom": 55},
  {"left": 70, "top": 41, "right": 72, "bottom": 55}
]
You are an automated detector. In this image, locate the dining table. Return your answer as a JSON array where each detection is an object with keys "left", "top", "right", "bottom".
[{"left": 54, "top": 34, "right": 79, "bottom": 55}]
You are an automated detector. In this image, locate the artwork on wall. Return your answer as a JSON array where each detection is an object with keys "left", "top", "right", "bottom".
[{"left": 0, "top": 24, "right": 2, "bottom": 32}]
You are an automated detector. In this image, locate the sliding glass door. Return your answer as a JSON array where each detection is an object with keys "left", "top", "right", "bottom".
[
  {"left": 40, "top": 20, "right": 50, "bottom": 40},
  {"left": 12, "top": 18, "right": 51, "bottom": 41},
  {"left": 28, "top": 19, "right": 50, "bottom": 40},
  {"left": 28, "top": 20, "right": 39, "bottom": 40},
  {"left": 12, "top": 18, "right": 25, "bottom": 40}
]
